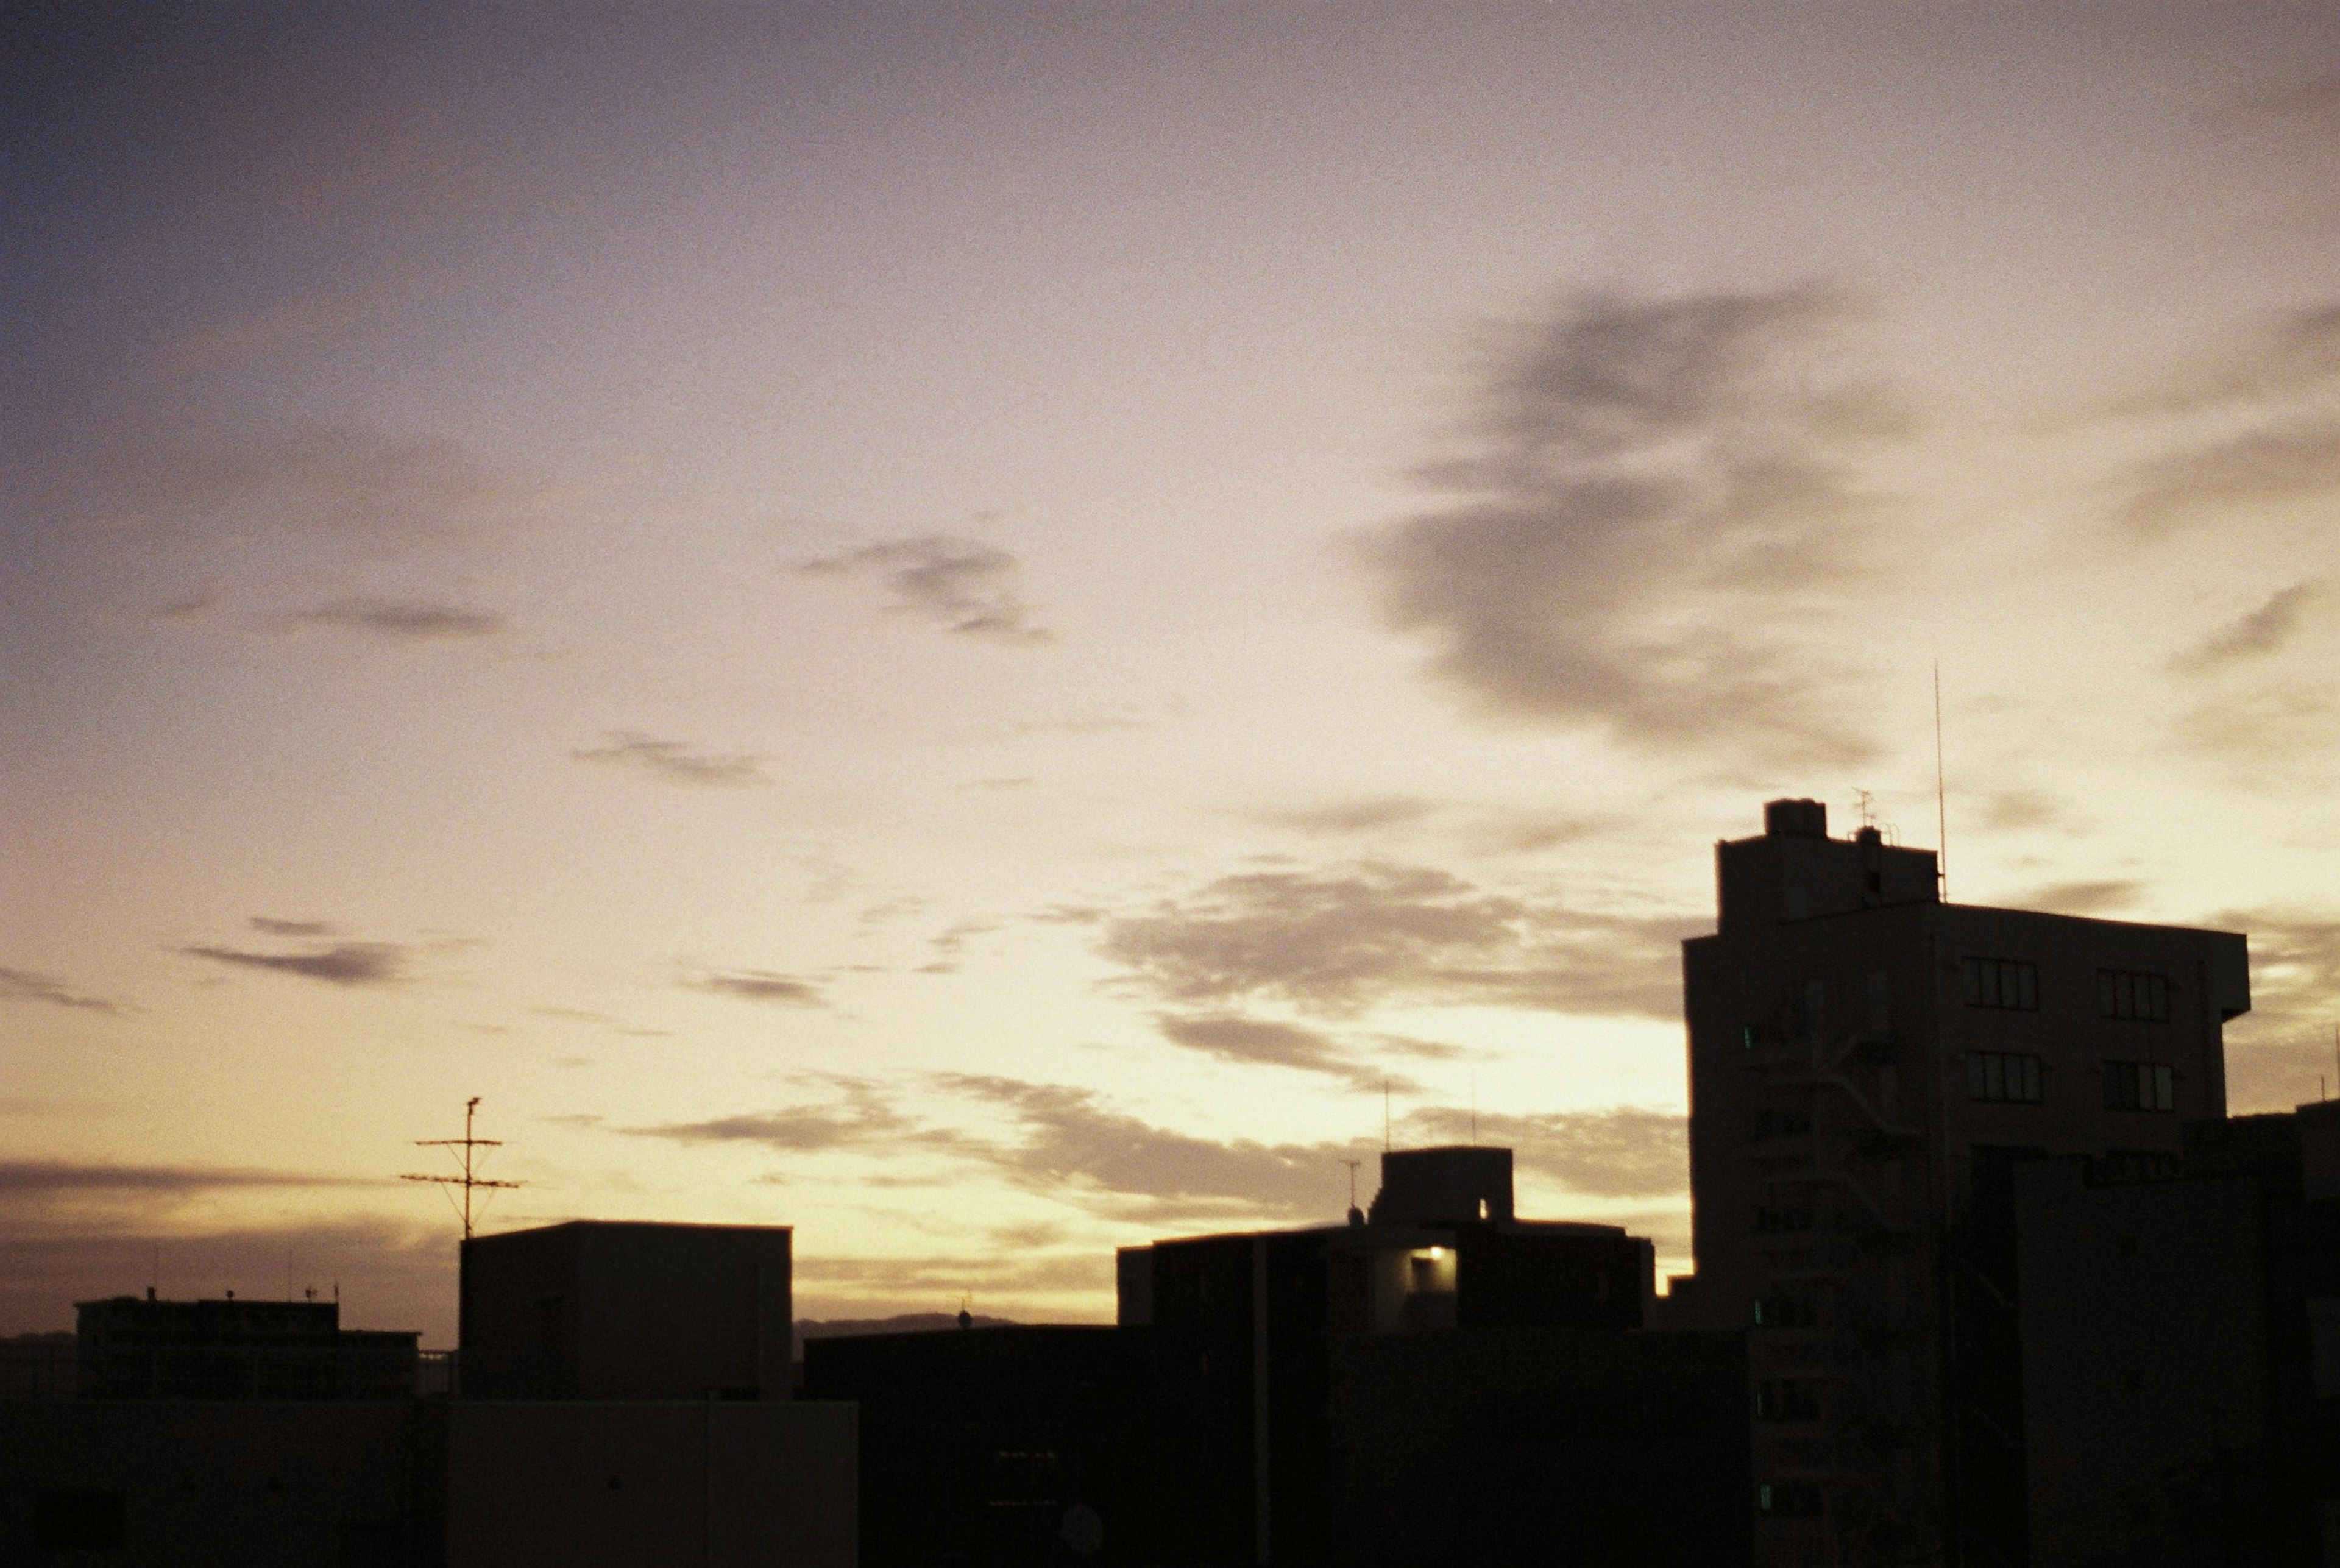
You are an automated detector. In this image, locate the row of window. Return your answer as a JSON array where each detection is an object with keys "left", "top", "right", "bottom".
[
  {"left": 1960, "top": 956, "right": 2178, "bottom": 1020},
  {"left": 1966, "top": 1051, "right": 2043, "bottom": 1104},
  {"left": 1960, "top": 1052, "right": 2177, "bottom": 1112}
]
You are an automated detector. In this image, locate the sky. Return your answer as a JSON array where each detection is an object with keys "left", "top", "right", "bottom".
[{"left": 5, "top": 2, "right": 2340, "bottom": 1344}]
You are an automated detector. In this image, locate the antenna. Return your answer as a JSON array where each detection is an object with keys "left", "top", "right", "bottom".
[
  {"left": 1854, "top": 788, "right": 1875, "bottom": 831},
  {"left": 400, "top": 1096, "right": 520, "bottom": 1240},
  {"left": 1343, "top": 1158, "right": 1361, "bottom": 1209},
  {"left": 1934, "top": 662, "right": 1949, "bottom": 900}
]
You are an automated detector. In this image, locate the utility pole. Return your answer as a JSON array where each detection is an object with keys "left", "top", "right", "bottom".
[{"left": 401, "top": 1096, "right": 520, "bottom": 1240}]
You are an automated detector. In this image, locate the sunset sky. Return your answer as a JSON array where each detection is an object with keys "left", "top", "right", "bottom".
[{"left": 6, "top": 2, "right": 2340, "bottom": 1343}]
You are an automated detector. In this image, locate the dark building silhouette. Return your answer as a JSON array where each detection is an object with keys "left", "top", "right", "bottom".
[
  {"left": 75, "top": 1294, "right": 418, "bottom": 1401},
  {"left": 1680, "top": 798, "right": 2251, "bottom": 1567},
  {"left": 2017, "top": 1104, "right": 2340, "bottom": 1564},
  {"left": 803, "top": 1324, "right": 1143, "bottom": 1567},
  {"left": 5, "top": 1219, "right": 853, "bottom": 1564},
  {"left": 1330, "top": 1325, "right": 1750, "bottom": 1567},
  {"left": 1121, "top": 1145, "right": 1745, "bottom": 1567},
  {"left": 459, "top": 1220, "right": 792, "bottom": 1400}
]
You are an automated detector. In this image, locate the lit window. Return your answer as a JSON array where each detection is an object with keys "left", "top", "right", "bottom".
[
  {"left": 1964, "top": 1052, "right": 2044, "bottom": 1104},
  {"left": 1961, "top": 957, "right": 2038, "bottom": 1010}
]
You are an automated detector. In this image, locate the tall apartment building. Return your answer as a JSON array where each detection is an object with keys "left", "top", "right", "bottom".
[{"left": 1682, "top": 799, "right": 2250, "bottom": 1567}]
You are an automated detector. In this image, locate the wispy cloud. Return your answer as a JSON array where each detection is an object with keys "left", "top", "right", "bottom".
[
  {"left": 2116, "top": 417, "right": 2340, "bottom": 536},
  {"left": 154, "top": 420, "right": 515, "bottom": 547},
  {"left": 1372, "top": 284, "right": 1905, "bottom": 767},
  {"left": 632, "top": 1083, "right": 906, "bottom": 1151},
  {"left": 801, "top": 534, "right": 1052, "bottom": 645},
  {"left": 0, "top": 1162, "right": 378, "bottom": 1197},
  {"left": 249, "top": 917, "right": 333, "bottom": 937},
  {"left": 936, "top": 1074, "right": 1361, "bottom": 1222},
  {"left": 619, "top": 1072, "right": 1682, "bottom": 1229},
  {"left": 1102, "top": 863, "right": 1692, "bottom": 1020},
  {"left": 2018, "top": 881, "right": 2144, "bottom": 917},
  {"left": 1261, "top": 798, "right": 1437, "bottom": 834},
  {"left": 1154, "top": 1013, "right": 1416, "bottom": 1093},
  {"left": 684, "top": 968, "right": 826, "bottom": 1007},
  {"left": 180, "top": 940, "right": 405, "bottom": 988},
  {"left": 572, "top": 732, "right": 768, "bottom": 788},
  {"left": 0, "top": 966, "right": 130, "bottom": 1016},
  {"left": 2171, "top": 580, "right": 2319, "bottom": 673},
  {"left": 290, "top": 597, "right": 506, "bottom": 642},
  {"left": 1405, "top": 1105, "right": 1686, "bottom": 1198}
]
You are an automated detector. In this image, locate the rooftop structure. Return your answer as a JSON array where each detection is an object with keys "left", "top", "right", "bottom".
[
  {"left": 459, "top": 1220, "right": 792, "bottom": 1401},
  {"left": 74, "top": 1294, "right": 417, "bottom": 1402}
]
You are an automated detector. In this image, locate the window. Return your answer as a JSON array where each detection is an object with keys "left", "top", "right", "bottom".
[
  {"left": 2098, "top": 969, "right": 2171, "bottom": 1022},
  {"left": 1962, "top": 956, "right": 2038, "bottom": 1010},
  {"left": 1759, "top": 1480, "right": 1826, "bottom": 1517},
  {"left": 1751, "top": 1107, "right": 1814, "bottom": 1141},
  {"left": 1753, "top": 1294, "right": 1817, "bottom": 1329},
  {"left": 2104, "top": 1060, "right": 2175, "bottom": 1113},
  {"left": 1965, "top": 1051, "right": 2044, "bottom": 1104},
  {"left": 2100, "top": 1149, "right": 2180, "bottom": 1183},
  {"left": 1753, "top": 1204, "right": 1815, "bottom": 1236},
  {"left": 1756, "top": 1380, "right": 1823, "bottom": 1421}
]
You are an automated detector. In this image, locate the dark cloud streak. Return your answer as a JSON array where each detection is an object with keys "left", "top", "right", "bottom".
[
  {"left": 1102, "top": 863, "right": 1690, "bottom": 1020},
  {"left": 181, "top": 941, "right": 405, "bottom": 987},
  {"left": 1373, "top": 285, "right": 1904, "bottom": 766},
  {"left": 0, "top": 965, "right": 130, "bottom": 1016},
  {"left": 572, "top": 733, "right": 768, "bottom": 788},
  {"left": 292, "top": 598, "right": 506, "bottom": 642},
  {"left": 801, "top": 534, "right": 1052, "bottom": 645}
]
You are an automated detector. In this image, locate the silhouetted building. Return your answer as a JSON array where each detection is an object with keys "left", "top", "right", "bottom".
[
  {"left": 459, "top": 1221, "right": 791, "bottom": 1400},
  {"left": 803, "top": 1324, "right": 1143, "bottom": 1567},
  {"left": 75, "top": 1294, "right": 419, "bottom": 1401},
  {"left": 2017, "top": 1104, "right": 2340, "bottom": 1565},
  {"left": 1330, "top": 1325, "right": 1751, "bottom": 1567},
  {"left": 1681, "top": 798, "right": 2251, "bottom": 1567},
  {"left": 442, "top": 1399, "right": 855, "bottom": 1568},
  {"left": 1120, "top": 1146, "right": 1740, "bottom": 1566},
  {"left": 0, "top": 1332, "right": 76, "bottom": 1400},
  {"left": 0, "top": 1397, "right": 857, "bottom": 1567},
  {"left": 0, "top": 1400, "right": 434, "bottom": 1564}
]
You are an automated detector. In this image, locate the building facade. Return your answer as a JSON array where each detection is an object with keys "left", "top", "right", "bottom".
[
  {"left": 1682, "top": 799, "right": 2250, "bottom": 1566},
  {"left": 458, "top": 1221, "right": 792, "bottom": 1401}
]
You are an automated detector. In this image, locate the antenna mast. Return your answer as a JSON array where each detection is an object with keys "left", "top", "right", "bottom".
[
  {"left": 1933, "top": 662, "right": 1949, "bottom": 900},
  {"left": 400, "top": 1096, "right": 520, "bottom": 1240}
]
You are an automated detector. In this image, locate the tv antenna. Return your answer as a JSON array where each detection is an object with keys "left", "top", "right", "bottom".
[
  {"left": 1933, "top": 662, "right": 1949, "bottom": 899},
  {"left": 400, "top": 1096, "right": 519, "bottom": 1240}
]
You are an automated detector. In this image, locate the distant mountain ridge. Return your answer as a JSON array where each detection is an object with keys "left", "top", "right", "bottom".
[{"left": 792, "top": 1312, "right": 1016, "bottom": 1361}]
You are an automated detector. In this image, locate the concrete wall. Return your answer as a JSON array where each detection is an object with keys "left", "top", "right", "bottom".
[
  {"left": 461, "top": 1222, "right": 792, "bottom": 1400},
  {"left": 445, "top": 1400, "right": 854, "bottom": 1568},
  {"left": 2017, "top": 1160, "right": 2272, "bottom": 1567},
  {"left": 0, "top": 1400, "right": 429, "bottom": 1566}
]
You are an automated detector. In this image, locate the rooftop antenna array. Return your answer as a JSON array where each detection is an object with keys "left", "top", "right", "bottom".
[{"left": 400, "top": 1096, "right": 520, "bottom": 1241}]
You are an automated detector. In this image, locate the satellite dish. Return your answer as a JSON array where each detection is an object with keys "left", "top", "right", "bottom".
[{"left": 1059, "top": 1503, "right": 1104, "bottom": 1555}]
